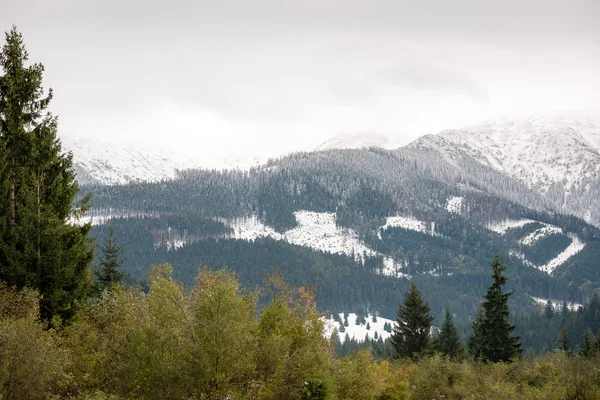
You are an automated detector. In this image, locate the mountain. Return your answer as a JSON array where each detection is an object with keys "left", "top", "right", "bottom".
[
  {"left": 408, "top": 116, "right": 600, "bottom": 227},
  {"left": 60, "top": 136, "right": 263, "bottom": 185},
  {"left": 71, "top": 115, "right": 600, "bottom": 341}
]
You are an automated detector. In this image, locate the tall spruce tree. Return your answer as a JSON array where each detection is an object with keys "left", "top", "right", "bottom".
[
  {"left": 559, "top": 325, "right": 570, "bottom": 354},
  {"left": 435, "top": 309, "right": 463, "bottom": 359},
  {"left": 470, "top": 254, "right": 522, "bottom": 362},
  {"left": 391, "top": 281, "right": 433, "bottom": 359},
  {"left": 468, "top": 308, "right": 485, "bottom": 358},
  {"left": 96, "top": 224, "right": 124, "bottom": 291},
  {"left": 579, "top": 328, "right": 595, "bottom": 358},
  {"left": 0, "top": 26, "right": 93, "bottom": 323}
]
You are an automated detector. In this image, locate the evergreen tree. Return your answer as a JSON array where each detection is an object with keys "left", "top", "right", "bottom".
[
  {"left": 391, "top": 282, "right": 433, "bottom": 359},
  {"left": 475, "top": 254, "right": 522, "bottom": 362},
  {"left": 579, "top": 328, "right": 595, "bottom": 358},
  {"left": 559, "top": 325, "right": 570, "bottom": 354},
  {"left": 0, "top": 26, "right": 93, "bottom": 323},
  {"left": 366, "top": 322, "right": 371, "bottom": 330},
  {"left": 372, "top": 313, "right": 377, "bottom": 323},
  {"left": 435, "top": 309, "right": 463, "bottom": 359},
  {"left": 95, "top": 224, "right": 124, "bottom": 291},
  {"left": 468, "top": 308, "right": 485, "bottom": 358}
]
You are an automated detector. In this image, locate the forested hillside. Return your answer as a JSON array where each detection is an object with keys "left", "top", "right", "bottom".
[{"left": 78, "top": 146, "right": 600, "bottom": 339}]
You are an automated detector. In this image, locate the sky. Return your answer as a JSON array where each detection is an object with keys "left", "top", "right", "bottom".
[{"left": 2, "top": 0, "right": 600, "bottom": 161}]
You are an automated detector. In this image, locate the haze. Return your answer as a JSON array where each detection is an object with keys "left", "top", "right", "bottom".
[{"left": 2, "top": 0, "right": 600, "bottom": 160}]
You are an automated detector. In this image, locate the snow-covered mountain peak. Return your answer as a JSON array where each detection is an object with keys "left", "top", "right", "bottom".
[
  {"left": 60, "top": 136, "right": 265, "bottom": 186},
  {"left": 316, "top": 132, "right": 405, "bottom": 151},
  {"left": 411, "top": 116, "right": 600, "bottom": 193}
]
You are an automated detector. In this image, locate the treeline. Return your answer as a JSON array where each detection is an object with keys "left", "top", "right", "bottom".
[{"left": 3, "top": 266, "right": 600, "bottom": 400}]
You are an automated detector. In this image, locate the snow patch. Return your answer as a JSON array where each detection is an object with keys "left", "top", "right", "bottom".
[
  {"left": 225, "top": 211, "right": 410, "bottom": 279},
  {"left": 531, "top": 296, "right": 582, "bottom": 311},
  {"left": 228, "top": 216, "right": 283, "bottom": 241},
  {"left": 537, "top": 234, "right": 585, "bottom": 274},
  {"left": 381, "top": 216, "right": 428, "bottom": 234},
  {"left": 69, "top": 210, "right": 155, "bottom": 226},
  {"left": 322, "top": 313, "right": 396, "bottom": 343},
  {"left": 519, "top": 225, "right": 563, "bottom": 246},
  {"left": 487, "top": 219, "right": 537, "bottom": 234},
  {"left": 446, "top": 196, "right": 463, "bottom": 214}
]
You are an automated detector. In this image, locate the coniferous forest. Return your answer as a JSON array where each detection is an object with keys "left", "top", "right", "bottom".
[{"left": 3, "top": 26, "right": 600, "bottom": 400}]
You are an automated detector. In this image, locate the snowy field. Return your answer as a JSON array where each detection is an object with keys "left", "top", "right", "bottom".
[
  {"left": 228, "top": 211, "right": 410, "bottom": 279},
  {"left": 322, "top": 313, "right": 396, "bottom": 343},
  {"left": 487, "top": 219, "right": 537, "bottom": 234},
  {"left": 446, "top": 196, "right": 463, "bottom": 214},
  {"left": 380, "top": 216, "right": 428, "bottom": 234}
]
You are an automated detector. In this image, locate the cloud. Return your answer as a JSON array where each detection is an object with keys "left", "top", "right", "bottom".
[{"left": 1, "top": 0, "right": 599, "bottom": 159}]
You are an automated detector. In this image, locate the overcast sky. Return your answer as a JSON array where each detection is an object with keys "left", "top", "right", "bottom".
[{"left": 2, "top": 0, "right": 600, "bottom": 160}]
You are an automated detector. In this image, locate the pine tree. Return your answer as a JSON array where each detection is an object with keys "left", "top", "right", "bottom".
[
  {"left": 95, "top": 224, "right": 124, "bottom": 291},
  {"left": 474, "top": 254, "right": 522, "bottom": 362},
  {"left": 391, "top": 282, "right": 434, "bottom": 359},
  {"left": 559, "top": 325, "right": 570, "bottom": 354},
  {"left": 372, "top": 313, "right": 377, "bottom": 323},
  {"left": 0, "top": 26, "right": 93, "bottom": 323},
  {"left": 468, "top": 308, "right": 485, "bottom": 358},
  {"left": 366, "top": 322, "right": 371, "bottom": 330},
  {"left": 579, "top": 328, "right": 595, "bottom": 358},
  {"left": 435, "top": 309, "right": 463, "bottom": 359}
]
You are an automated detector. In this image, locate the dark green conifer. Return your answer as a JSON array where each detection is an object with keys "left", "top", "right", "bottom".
[
  {"left": 435, "top": 309, "right": 463, "bottom": 359},
  {"left": 579, "top": 328, "right": 595, "bottom": 358},
  {"left": 559, "top": 325, "right": 570, "bottom": 354},
  {"left": 96, "top": 224, "right": 124, "bottom": 291},
  {"left": 468, "top": 308, "right": 485, "bottom": 358},
  {"left": 473, "top": 254, "right": 522, "bottom": 362},
  {"left": 391, "top": 281, "right": 434, "bottom": 359},
  {"left": 0, "top": 26, "right": 93, "bottom": 323}
]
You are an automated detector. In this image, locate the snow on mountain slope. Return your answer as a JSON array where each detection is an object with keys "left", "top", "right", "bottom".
[
  {"left": 409, "top": 115, "right": 600, "bottom": 226},
  {"left": 488, "top": 219, "right": 585, "bottom": 275},
  {"left": 446, "top": 196, "right": 463, "bottom": 214},
  {"left": 411, "top": 116, "right": 600, "bottom": 192},
  {"left": 531, "top": 296, "right": 582, "bottom": 311},
  {"left": 381, "top": 216, "right": 429, "bottom": 234},
  {"left": 228, "top": 216, "right": 284, "bottom": 241},
  {"left": 487, "top": 219, "right": 538, "bottom": 234},
  {"left": 226, "top": 211, "right": 409, "bottom": 279},
  {"left": 61, "top": 136, "right": 263, "bottom": 185},
  {"left": 519, "top": 225, "right": 563, "bottom": 246},
  {"left": 322, "top": 313, "right": 396, "bottom": 343},
  {"left": 538, "top": 234, "right": 585, "bottom": 275},
  {"left": 316, "top": 132, "right": 404, "bottom": 151}
]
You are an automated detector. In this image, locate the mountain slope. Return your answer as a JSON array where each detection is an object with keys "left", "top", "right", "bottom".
[
  {"left": 61, "top": 136, "right": 262, "bottom": 185},
  {"left": 407, "top": 116, "right": 600, "bottom": 226}
]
